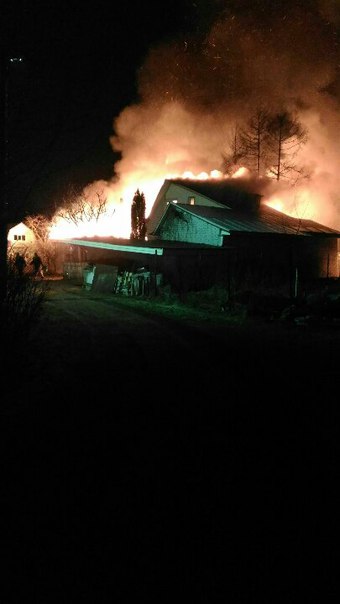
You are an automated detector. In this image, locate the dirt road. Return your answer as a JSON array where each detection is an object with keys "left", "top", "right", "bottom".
[
  {"left": 1, "top": 278, "right": 338, "bottom": 602},
  {"left": 9, "top": 276, "right": 340, "bottom": 403}
]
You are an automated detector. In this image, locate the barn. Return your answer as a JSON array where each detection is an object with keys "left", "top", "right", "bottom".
[
  {"left": 55, "top": 178, "right": 340, "bottom": 296},
  {"left": 147, "top": 178, "right": 340, "bottom": 294}
]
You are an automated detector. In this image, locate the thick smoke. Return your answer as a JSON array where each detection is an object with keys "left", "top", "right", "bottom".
[{"left": 107, "top": 0, "right": 340, "bottom": 229}]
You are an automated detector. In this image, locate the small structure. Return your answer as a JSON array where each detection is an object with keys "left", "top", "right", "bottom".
[
  {"left": 147, "top": 178, "right": 340, "bottom": 292},
  {"left": 7, "top": 222, "right": 35, "bottom": 253},
  {"left": 54, "top": 178, "right": 340, "bottom": 295},
  {"left": 83, "top": 265, "right": 96, "bottom": 290}
]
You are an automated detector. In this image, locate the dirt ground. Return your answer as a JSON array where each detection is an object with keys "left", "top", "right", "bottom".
[{"left": 1, "top": 277, "right": 338, "bottom": 602}]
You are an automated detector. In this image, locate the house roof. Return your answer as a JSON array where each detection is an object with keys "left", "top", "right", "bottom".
[
  {"left": 57, "top": 236, "right": 218, "bottom": 254},
  {"left": 150, "top": 178, "right": 340, "bottom": 238},
  {"left": 163, "top": 177, "right": 262, "bottom": 209},
  {"left": 154, "top": 202, "right": 340, "bottom": 237}
]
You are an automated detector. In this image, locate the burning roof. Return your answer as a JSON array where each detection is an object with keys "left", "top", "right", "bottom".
[{"left": 157, "top": 202, "right": 340, "bottom": 237}]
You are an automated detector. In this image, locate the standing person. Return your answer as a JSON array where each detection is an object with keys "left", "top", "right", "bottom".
[
  {"left": 14, "top": 252, "right": 26, "bottom": 277},
  {"left": 31, "top": 252, "right": 44, "bottom": 278}
]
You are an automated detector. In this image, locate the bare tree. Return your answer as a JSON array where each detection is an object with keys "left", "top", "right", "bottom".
[
  {"left": 24, "top": 214, "right": 59, "bottom": 275},
  {"left": 25, "top": 214, "right": 51, "bottom": 243},
  {"left": 266, "top": 111, "right": 308, "bottom": 183},
  {"left": 238, "top": 108, "right": 272, "bottom": 176},
  {"left": 55, "top": 187, "right": 109, "bottom": 226},
  {"left": 222, "top": 109, "right": 308, "bottom": 183},
  {"left": 221, "top": 124, "right": 246, "bottom": 175}
]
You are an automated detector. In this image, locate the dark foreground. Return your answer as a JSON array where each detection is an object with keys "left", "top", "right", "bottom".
[{"left": 1, "top": 279, "right": 339, "bottom": 602}]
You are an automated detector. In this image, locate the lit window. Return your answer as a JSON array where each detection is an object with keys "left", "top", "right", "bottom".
[{"left": 189, "top": 196, "right": 195, "bottom": 205}]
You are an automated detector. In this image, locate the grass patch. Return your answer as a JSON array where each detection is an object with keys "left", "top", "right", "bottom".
[{"left": 111, "top": 291, "right": 247, "bottom": 325}]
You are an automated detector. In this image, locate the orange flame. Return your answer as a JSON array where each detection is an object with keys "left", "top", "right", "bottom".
[
  {"left": 48, "top": 165, "right": 325, "bottom": 241},
  {"left": 49, "top": 170, "right": 226, "bottom": 240}
]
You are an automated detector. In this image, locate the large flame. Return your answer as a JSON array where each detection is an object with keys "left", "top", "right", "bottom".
[
  {"left": 48, "top": 165, "right": 334, "bottom": 241},
  {"left": 49, "top": 2, "right": 340, "bottom": 239},
  {"left": 48, "top": 169, "right": 227, "bottom": 240},
  {"left": 48, "top": 98, "right": 340, "bottom": 241},
  {"left": 49, "top": 178, "right": 164, "bottom": 240}
]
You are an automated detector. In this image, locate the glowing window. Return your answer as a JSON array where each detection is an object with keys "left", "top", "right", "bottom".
[{"left": 189, "top": 196, "right": 195, "bottom": 205}]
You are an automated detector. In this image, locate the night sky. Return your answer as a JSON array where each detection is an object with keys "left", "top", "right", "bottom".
[
  {"left": 3, "top": 0, "right": 340, "bottom": 228},
  {"left": 1, "top": 0, "right": 193, "bottom": 217}
]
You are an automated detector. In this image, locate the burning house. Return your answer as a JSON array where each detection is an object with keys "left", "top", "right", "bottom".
[
  {"left": 147, "top": 178, "right": 340, "bottom": 293},
  {"left": 47, "top": 1, "right": 340, "bottom": 296},
  {"left": 6, "top": 0, "right": 340, "bottom": 300},
  {"left": 56, "top": 177, "right": 340, "bottom": 296}
]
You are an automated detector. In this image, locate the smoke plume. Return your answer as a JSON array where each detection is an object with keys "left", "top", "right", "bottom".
[{"left": 104, "top": 0, "right": 340, "bottom": 231}]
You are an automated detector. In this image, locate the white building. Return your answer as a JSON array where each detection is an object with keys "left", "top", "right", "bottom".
[{"left": 7, "top": 222, "right": 35, "bottom": 251}]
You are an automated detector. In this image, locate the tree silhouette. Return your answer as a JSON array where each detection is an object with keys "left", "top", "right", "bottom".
[
  {"left": 56, "top": 186, "right": 109, "bottom": 226},
  {"left": 222, "top": 110, "right": 273, "bottom": 177},
  {"left": 223, "top": 108, "right": 308, "bottom": 183},
  {"left": 238, "top": 108, "right": 272, "bottom": 176},
  {"left": 130, "top": 189, "right": 146, "bottom": 240},
  {"left": 266, "top": 111, "right": 308, "bottom": 182},
  {"left": 222, "top": 124, "right": 245, "bottom": 176}
]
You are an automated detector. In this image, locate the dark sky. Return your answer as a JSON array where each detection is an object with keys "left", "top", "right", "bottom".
[
  {"left": 3, "top": 0, "right": 340, "bottom": 229},
  {"left": 1, "top": 0, "right": 194, "bottom": 217}
]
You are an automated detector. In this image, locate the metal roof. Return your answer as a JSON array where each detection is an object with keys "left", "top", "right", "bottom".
[
  {"left": 160, "top": 202, "right": 340, "bottom": 236},
  {"left": 163, "top": 178, "right": 261, "bottom": 208},
  {"left": 56, "top": 236, "right": 217, "bottom": 252}
]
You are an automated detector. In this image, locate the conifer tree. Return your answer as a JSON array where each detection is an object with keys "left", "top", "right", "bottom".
[
  {"left": 130, "top": 189, "right": 146, "bottom": 240},
  {"left": 223, "top": 109, "right": 308, "bottom": 183},
  {"left": 266, "top": 112, "right": 308, "bottom": 182},
  {"left": 238, "top": 108, "right": 272, "bottom": 176}
]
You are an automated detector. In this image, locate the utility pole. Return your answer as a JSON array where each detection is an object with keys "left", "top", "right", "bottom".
[
  {"left": 0, "top": 53, "right": 10, "bottom": 304},
  {"left": 0, "top": 54, "right": 23, "bottom": 304}
]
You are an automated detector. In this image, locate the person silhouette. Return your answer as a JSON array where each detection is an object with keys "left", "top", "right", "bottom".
[
  {"left": 14, "top": 252, "right": 26, "bottom": 277},
  {"left": 31, "top": 252, "right": 44, "bottom": 278}
]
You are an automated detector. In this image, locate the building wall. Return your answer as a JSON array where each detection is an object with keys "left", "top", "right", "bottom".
[
  {"left": 161, "top": 249, "right": 231, "bottom": 294},
  {"left": 147, "top": 182, "right": 223, "bottom": 235},
  {"left": 158, "top": 208, "right": 339, "bottom": 281},
  {"left": 226, "top": 233, "right": 339, "bottom": 293},
  {"left": 55, "top": 231, "right": 339, "bottom": 297},
  {"left": 165, "top": 183, "right": 222, "bottom": 207},
  {"left": 157, "top": 207, "right": 223, "bottom": 246},
  {"left": 300, "top": 237, "right": 339, "bottom": 279},
  {"left": 7, "top": 223, "right": 35, "bottom": 248}
]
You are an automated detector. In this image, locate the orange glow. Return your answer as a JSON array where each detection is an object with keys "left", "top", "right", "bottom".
[
  {"left": 232, "top": 166, "right": 250, "bottom": 178},
  {"left": 265, "top": 198, "right": 284, "bottom": 213},
  {"left": 48, "top": 170, "right": 229, "bottom": 240},
  {"left": 265, "top": 188, "right": 318, "bottom": 222},
  {"left": 48, "top": 162, "right": 332, "bottom": 241},
  {"left": 49, "top": 178, "right": 165, "bottom": 240}
]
